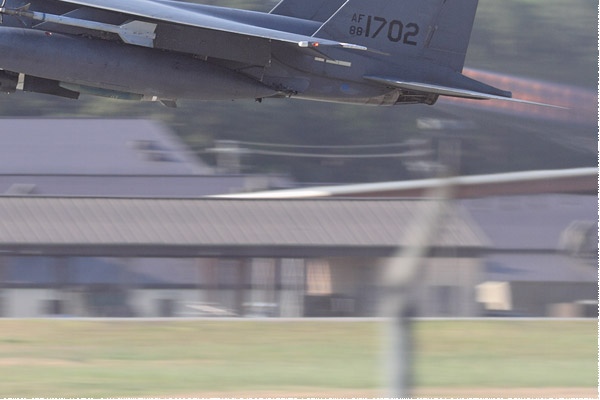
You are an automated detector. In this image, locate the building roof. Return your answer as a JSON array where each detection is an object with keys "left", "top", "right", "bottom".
[
  {"left": 0, "top": 118, "right": 292, "bottom": 197},
  {"left": 0, "top": 174, "right": 284, "bottom": 197},
  {"left": 0, "top": 118, "right": 212, "bottom": 175},
  {"left": 464, "top": 194, "right": 598, "bottom": 284},
  {"left": 461, "top": 194, "right": 598, "bottom": 251},
  {"left": 0, "top": 197, "right": 486, "bottom": 257}
]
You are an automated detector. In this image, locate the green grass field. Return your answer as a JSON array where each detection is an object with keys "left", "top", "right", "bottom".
[{"left": 0, "top": 319, "right": 596, "bottom": 397}]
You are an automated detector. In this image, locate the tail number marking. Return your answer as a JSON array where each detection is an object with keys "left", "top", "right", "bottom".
[{"left": 350, "top": 14, "right": 419, "bottom": 46}]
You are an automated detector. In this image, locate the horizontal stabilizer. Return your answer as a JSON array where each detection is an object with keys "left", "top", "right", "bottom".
[{"left": 364, "top": 76, "right": 566, "bottom": 108}]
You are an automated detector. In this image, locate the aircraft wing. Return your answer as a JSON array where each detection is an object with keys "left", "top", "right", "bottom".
[
  {"left": 364, "top": 76, "right": 566, "bottom": 108},
  {"left": 55, "top": 0, "right": 363, "bottom": 51}
]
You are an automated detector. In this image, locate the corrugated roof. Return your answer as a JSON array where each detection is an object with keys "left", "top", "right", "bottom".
[
  {"left": 0, "top": 175, "right": 279, "bottom": 197},
  {"left": 0, "top": 197, "right": 487, "bottom": 257}
]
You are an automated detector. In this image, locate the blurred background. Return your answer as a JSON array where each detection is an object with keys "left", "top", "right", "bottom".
[
  {"left": 0, "top": 0, "right": 596, "bottom": 315},
  {"left": 0, "top": 0, "right": 596, "bottom": 184},
  {"left": 0, "top": 0, "right": 597, "bottom": 319},
  {"left": 0, "top": 0, "right": 597, "bottom": 397}
]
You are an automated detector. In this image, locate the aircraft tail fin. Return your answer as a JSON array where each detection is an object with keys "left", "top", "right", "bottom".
[
  {"left": 313, "top": 0, "right": 479, "bottom": 72},
  {"left": 270, "top": 0, "right": 346, "bottom": 23}
]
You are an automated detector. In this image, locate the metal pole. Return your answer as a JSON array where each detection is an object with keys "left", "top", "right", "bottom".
[{"left": 380, "top": 175, "right": 454, "bottom": 397}]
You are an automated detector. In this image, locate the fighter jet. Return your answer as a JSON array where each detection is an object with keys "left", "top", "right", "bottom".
[{"left": 0, "top": 0, "right": 555, "bottom": 107}]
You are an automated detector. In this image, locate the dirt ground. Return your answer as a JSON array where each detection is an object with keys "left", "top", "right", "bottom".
[
  {"left": 415, "top": 387, "right": 598, "bottom": 398},
  {"left": 167, "top": 387, "right": 598, "bottom": 398}
]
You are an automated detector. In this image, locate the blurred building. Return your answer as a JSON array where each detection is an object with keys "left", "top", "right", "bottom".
[
  {"left": 0, "top": 194, "right": 596, "bottom": 318},
  {"left": 0, "top": 119, "right": 596, "bottom": 318},
  {"left": 0, "top": 118, "right": 287, "bottom": 196},
  {"left": 468, "top": 194, "right": 598, "bottom": 317},
  {"left": 0, "top": 197, "right": 487, "bottom": 318}
]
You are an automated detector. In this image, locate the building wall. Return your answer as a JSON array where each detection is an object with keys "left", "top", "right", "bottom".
[
  {"left": 2, "top": 289, "right": 63, "bottom": 317},
  {"left": 129, "top": 289, "right": 206, "bottom": 317},
  {"left": 3, "top": 254, "right": 593, "bottom": 318},
  {"left": 510, "top": 281, "right": 598, "bottom": 317},
  {"left": 303, "top": 257, "right": 378, "bottom": 317},
  {"left": 416, "top": 257, "right": 484, "bottom": 317},
  {"left": 0, "top": 255, "right": 484, "bottom": 318},
  {"left": 279, "top": 259, "right": 305, "bottom": 317},
  {"left": 307, "top": 256, "right": 484, "bottom": 317}
]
